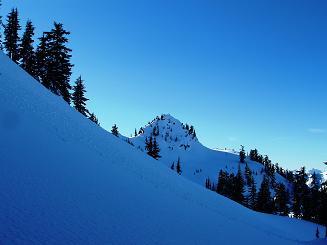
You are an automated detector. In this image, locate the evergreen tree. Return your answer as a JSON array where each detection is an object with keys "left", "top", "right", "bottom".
[
  {"left": 89, "top": 112, "right": 99, "bottom": 125},
  {"left": 37, "top": 22, "right": 73, "bottom": 103},
  {"left": 263, "top": 155, "right": 270, "bottom": 166},
  {"left": 49, "top": 22, "right": 73, "bottom": 103},
  {"left": 244, "top": 163, "right": 253, "bottom": 186},
  {"left": 258, "top": 154, "right": 263, "bottom": 164},
  {"left": 249, "top": 149, "right": 259, "bottom": 162},
  {"left": 274, "top": 183, "right": 289, "bottom": 216},
  {"left": 257, "top": 175, "right": 273, "bottom": 213},
  {"left": 292, "top": 167, "right": 310, "bottom": 219},
  {"left": 217, "top": 170, "right": 228, "bottom": 195},
  {"left": 35, "top": 34, "right": 48, "bottom": 83},
  {"left": 275, "top": 163, "right": 280, "bottom": 174},
  {"left": 151, "top": 137, "right": 161, "bottom": 160},
  {"left": 247, "top": 179, "right": 257, "bottom": 210},
  {"left": 310, "top": 172, "right": 321, "bottom": 222},
  {"left": 318, "top": 180, "right": 327, "bottom": 231},
  {"left": 239, "top": 145, "right": 246, "bottom": 163},
  {"left": 243, "top": 163, "right": 257, "bottom": 209},
  {"left": 111, "top": 124, "right": 119, "bottom": 137},
  {"left": 311, "top": 172, "right": 320, "bottom": 190},
  {"left": 233, "top": 164, "right": 245, "bottom": 203},
  {"left": 19, "top": 20, "right": 37, "bottom": 77},
  {"left": 4, "top": 8, "right": 21, "bottom": 63},
  {"left": 314, "top": 181, "right": 327, "bottom": 227},
  {"left": 72, "top": 76, "right": 89, "bottom": 116},
  {"left": 270, "top": 169, "right": 276, "bottom": 189},
  {"left": 138, "top": 127, "right": 144, "bottom": 134},
  {"left": 145, "top": 137, "right": 152, "bottom": 155},
  {"left": 176, "top": 157, "right": 182, "bottom": 175},
  {"left": 152, "top": 125, "right": 159, "bottom": 136},
  {"left": 189, "top": 125, "right": 194, "bottom": 135},
  {"left": 145, "top": 136, "right": 161, "bottom": 159},
  {"left": 226, "top": 173, "right": 235, "bottom": 199},
  {"left": 134, "top": 128, "right": 137, "bottom": 137}
]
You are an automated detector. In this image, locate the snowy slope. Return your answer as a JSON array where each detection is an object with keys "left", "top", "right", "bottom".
[
  {"left": 128, "top": 114, "right": 291, "bottom": 192},
  {"left": 0, "top": 52, "right": 324, "bottom": 244}
]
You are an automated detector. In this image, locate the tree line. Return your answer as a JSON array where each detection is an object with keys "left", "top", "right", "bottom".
[
  {"left": 0, "top": 3, "right": 99, "bottom": 125},
  {"left": 205, "top": 146, "right": 327, "bottom": 236}
]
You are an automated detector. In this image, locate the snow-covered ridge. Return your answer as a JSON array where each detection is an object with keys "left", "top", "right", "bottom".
[
  {"left": 127, "top": 114, "right": 291, "bottom": 193},
  {"left": 214, "top": 147, "right": 239, "bottom": 155}
]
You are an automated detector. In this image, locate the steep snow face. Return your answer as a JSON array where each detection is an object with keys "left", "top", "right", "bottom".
[
  {"left": 129, "top": 114, "right": 291, "bottom": 192},
  {"left": 0, "top": 53, "right": 323, "bottom": 244}
]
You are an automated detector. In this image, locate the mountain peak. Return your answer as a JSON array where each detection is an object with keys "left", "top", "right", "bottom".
[
  {"left": 148, "top": 114, "right": 182, "bottom": 125},
  {"left": 160, "top": 113, "right": 178, "bottom": 121},
  {"left": 131, "top": 114, "right": 198, "bottom": 152}
]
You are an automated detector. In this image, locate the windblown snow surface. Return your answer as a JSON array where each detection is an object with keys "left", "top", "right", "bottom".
[{"left": 0, "top": 53, "right": 324, "bottom": 244}]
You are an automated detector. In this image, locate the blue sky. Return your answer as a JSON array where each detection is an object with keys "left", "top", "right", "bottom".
[{"left": 2, "top": 0, "right": 327, "bottom": 170}]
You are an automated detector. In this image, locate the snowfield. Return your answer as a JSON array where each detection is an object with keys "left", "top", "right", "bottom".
[{"left": 0, "top": 52, "right": 324, "bottom": 244}]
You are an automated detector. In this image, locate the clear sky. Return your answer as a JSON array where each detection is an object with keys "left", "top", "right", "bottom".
[{"left": 2, "top": 0, "right": 327, "bottom": 170}]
